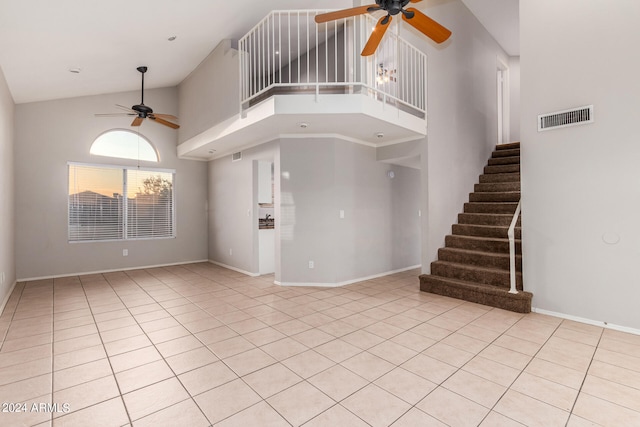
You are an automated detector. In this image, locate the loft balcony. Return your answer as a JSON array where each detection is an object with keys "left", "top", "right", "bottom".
[{"left": 178, "top": 10, "right": 428, "bottom": 160}]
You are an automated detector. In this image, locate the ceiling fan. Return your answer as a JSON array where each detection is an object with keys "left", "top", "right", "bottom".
[
  {"left": 96, "top": 66, "right": 180, "bottom": 129},
  {"left": 315, "top": 0, "right": 451, "bottom": 56}
]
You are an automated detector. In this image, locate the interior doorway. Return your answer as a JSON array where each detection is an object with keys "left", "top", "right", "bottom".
[{"left": 497, "top": 58, "right": 510, "bottom": 145}]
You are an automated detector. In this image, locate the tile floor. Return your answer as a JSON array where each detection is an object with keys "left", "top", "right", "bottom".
[{"left": 0, "top": 262, "right": 639, "bottom": 426}]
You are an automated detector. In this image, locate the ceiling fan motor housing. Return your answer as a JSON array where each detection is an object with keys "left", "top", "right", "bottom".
[
  {"left": 132, "top": 104, "right": 153, "bottom": 117},
  {"left": 377, "top": 0, "right": 411, "bottom": 15}
]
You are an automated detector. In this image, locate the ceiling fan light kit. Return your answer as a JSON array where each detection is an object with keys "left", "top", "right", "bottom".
[
  {"left": 95, "top": 66, "right": 180, "bottom": 129},
  {"left": 314, "top": 0, "right": 451, "bottom": 56}
]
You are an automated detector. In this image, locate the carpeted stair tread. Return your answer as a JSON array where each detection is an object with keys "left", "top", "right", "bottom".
[
  {"left": 431, "top": 260, "right": 523, "bottom": 288},
  {"left": 488, "top": 156, "right": 520, "bottom": 166},
  {"left": 479, "top": 173, "right": 520, "bottom": 183},
  {"left": 438, "top": 247, "right": 522, "bottom": 271},
  {"left": 464, "top": 202, "right": 519, "bottom": 214},
  {"left": 496, "top": 142, "right": 520, "bottom": 150},
  {"left": 420, "top": 274, "right": 532, "bottom": 313},
  {"left": 445, "top": 234, "right": 521, "bottom": 254},
  {"left": 452, "top": 223, "right": 521, "bottom": 239},
  {"left": 492, "top": 148, "right": 520, "bottom": 158},
  {"left": 458, "top": 213, "right": 520, "bottom": 226},
  {"left": 469, "top": 192, "right": 521, "bottom": 203},
  {"left": 484, "top": 164, "right": 520, "bottom": 174},
  {"left": 474, "top": 182, "right": 520, "bottom": 192}
]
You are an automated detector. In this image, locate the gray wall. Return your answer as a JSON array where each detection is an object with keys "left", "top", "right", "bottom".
[
  {"left": 207, "top": 136, "right": 420, "bottom": 285},
  {"left": 0, "top": 66, "right": 15, "bottom": 306},
  {"left": 521, "top": 0, "right": 640, "bottom": 329},
  {"left": 178, "top": 40, "right": 240, "bottom": 143},
  {"left": 280, "top": 137, "right": 420, "bottom": 285},
  {"left": 14, "top": 87, "right": 208, "bottom": 279},
  {"left": 208, "top": 141, "right": 278, "bottom": 275},
  {"left": 410, "top": 0, "right": 510, "bottom": 271}
]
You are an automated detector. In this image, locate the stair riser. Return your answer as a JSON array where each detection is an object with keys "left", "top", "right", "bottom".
[
  {"left": 445, "top": 235, "right": 522, "bottom": 254},
  {"left": 474, "top": 182, "right": 521, "bottom": 192},
  {"left": 469, "top": 192, "right": 521, "bottom": 203},
  {"left": 492, "top": 148, "right": 520, "bottom": 158},
  {"left": 464, "top": 203, "right": 518, "bottom": 214},
  {"left": 488, "top": 156, "right": 520, "bottom": 166},
  {"left": 458, "top": 213, "right": 520, "bottom": 226},
  {"left": 479, "top": 173, "right": 520, "bottom": 183},
  {"left": 431, "top": 262, "right": 522, "bottom": 288},
  {"left": 438, "top": 248, "right": 522, "bottom": 271},
  {"left": 484, "top": 164, "right": 520, "bottom": 174},
  {"left": 419, "top": 275, "right": 531, "bottom": 313},
  {"left": 452, "top": 224, "right": 521, "bottom": 239}
]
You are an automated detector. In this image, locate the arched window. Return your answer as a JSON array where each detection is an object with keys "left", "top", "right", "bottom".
[{"left": 90, "top": 129, "right": 158, "bottom": 162}]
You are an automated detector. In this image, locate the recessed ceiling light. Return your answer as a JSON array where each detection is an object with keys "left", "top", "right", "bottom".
[
  {"left": 298, "top": 122, "right": 309, "bottom": 129},
  {"left": 69, "top": 67, "right": 82, "bottom": 74},
  {"left": 376, "top": 132, "right": 384, "bottom": 138},
  {"left": 208, "top": 149, "right": 215, "bottom": 154},
  {"left": 168, "top": 36, "right": 177, "bottom": 41}
]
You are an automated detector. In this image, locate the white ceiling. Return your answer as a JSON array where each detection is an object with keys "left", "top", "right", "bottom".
[
  {"left": 0, "top": 0, "right": 518, "bottom": 105},
  {"left": 460, "top": 0, "right": 519, "bottom": 56}
]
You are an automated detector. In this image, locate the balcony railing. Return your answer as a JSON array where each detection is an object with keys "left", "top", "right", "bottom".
[{"left": 238, "top": 10, "right": 427, "bottom": 117}]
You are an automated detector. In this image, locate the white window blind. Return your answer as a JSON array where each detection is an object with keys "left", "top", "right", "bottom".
[{"left": 68, "top": 163, "right": 175, "bottom": 242}]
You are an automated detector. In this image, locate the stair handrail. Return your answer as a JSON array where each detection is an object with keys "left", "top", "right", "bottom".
[{"left": 508, "top": 200, "right": 521, "bottom": 294}]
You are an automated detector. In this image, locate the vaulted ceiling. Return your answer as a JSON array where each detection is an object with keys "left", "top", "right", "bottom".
[{"left": 0, "top": 0, "right": 518, "bottom": 104}]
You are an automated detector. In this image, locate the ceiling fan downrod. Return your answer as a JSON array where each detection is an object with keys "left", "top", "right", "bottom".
[{"left": 137, "top": 66, "right": 147, "bottom": 106}]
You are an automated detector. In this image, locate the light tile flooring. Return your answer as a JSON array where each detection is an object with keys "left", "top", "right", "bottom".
[{"left": 0, "top": 263, "right": 639, "bottom": 427}]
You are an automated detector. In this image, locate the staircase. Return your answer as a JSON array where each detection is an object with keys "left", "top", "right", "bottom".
[{"left": 420, "top": 142, "right": 533, "bottom": 313}]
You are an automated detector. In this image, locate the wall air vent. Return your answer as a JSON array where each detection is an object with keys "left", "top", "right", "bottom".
[
  {"left": 232, "top": 151, "right": 242, "bottom": 162},
  {"left": 538, "top": 105, "right": 594, "bottom": 132}
]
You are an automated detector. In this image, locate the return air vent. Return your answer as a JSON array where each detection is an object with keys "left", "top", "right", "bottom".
[
  {"left": 232, "top": 151, "right": 242, "bottom": 162},
  {"left": 538, "top": 105, "right": 593, "bottom": 132}
]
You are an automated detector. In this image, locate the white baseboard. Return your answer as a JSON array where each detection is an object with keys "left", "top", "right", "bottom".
[
  {"left": 0, "top": 280, "right": 17, "bottom": 316},
  {"left": 208, "top": 260, "right": 259, "bottom": 277},
  {"left": 532, "top": 307, "right": 640, "bottom": 336},
  {"left": 17, "top": 259, "right": 210, "bottom": 283},
  {"left": 278, "top": 264, "right": 421, "bottom": 288}
]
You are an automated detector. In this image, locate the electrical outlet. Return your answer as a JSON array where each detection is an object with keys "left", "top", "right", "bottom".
[
  {"left": 0, "top": 272, "right": 4, "bottom": 285},
  {"left": 339, "top": 210, "right": 345, "bottom": 219},
  {"left": 229, "top": 248, "right": 233, "bottom": 256},
  {"left": 308, "top": 261, "right": 314, "bottom": 269},
  {"left": 123, "top": 249, "right": 128, "bottom": 257}
]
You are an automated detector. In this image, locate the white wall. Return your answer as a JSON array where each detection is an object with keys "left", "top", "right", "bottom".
[
  {"left": 178, "top": 40, "right": 240, "bottom": 144},
  {"left": 508, "top": 56, "right": 521, "bottom": 142},
  {"left": 0, "top": 66, "right": 15, "bottom": 307},
  {"left": 521, "top": 0, "right": 640, "bottom": 329},
  {"left": 14, "top": 87, "right": 208, "bottom": 279},
  {"left": 280, "top": 137, "right": 421, "bottom": 285},
  {"left": 411, "top": 0, "right": 510, "bottom": 271}
]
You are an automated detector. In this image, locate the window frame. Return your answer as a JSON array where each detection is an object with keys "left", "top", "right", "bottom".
[{"left": 68, "top": 161, "right": 176, "bottom": 243}]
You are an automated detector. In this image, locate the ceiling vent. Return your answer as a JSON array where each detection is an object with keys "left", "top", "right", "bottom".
[
  {"left": 232, "top": 151, "right": 242, "bottom": 162},
  {"left": 538, "top": 105, "right": 593, "bottom": 132}
]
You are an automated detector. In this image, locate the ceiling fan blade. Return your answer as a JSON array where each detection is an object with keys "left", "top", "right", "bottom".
[
  {"left": 95, "top": 113, "right": 135, "bottom": 117},
  {"left": 361, "top": 15, "right": 392, "bottom": 56},
  {"left": 315, "top": 5, "right": 376, "bottom": 23},
  {"left": 151, "top": 113, "right": 179, "bottom": 121},
  {"left": 116, "top": 104, "right": 135, "bottom": 113},
  {"left": 402, "top": 8, "right": 452, "bottom": 44},
  {"left": 131, "top": 117, "right": 143, "bottom": 126},
  {"left": 149, "top": 116, "right": 180, "bottom": 129}
]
